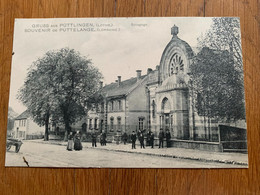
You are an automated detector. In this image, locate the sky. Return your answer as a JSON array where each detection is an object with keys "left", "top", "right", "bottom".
[{"left": 9, "top": 17, "right": 213, "bottom": 114}]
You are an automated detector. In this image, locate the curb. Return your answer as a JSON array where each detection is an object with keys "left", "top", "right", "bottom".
[
  {"left": 25, "top": 140, "right": 248, "bottom": 166},
  {"left": 86, "top": 147, "right": 248, "bottom": 166}
]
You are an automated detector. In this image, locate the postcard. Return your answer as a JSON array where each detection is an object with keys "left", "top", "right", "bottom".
[{"left": 5, "top": 17, "right": 248, "bottom": 168}]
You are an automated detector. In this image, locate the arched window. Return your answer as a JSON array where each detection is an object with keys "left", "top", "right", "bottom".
[
  {"left": 138, "top": 117, "right": 145, "bottom": 130},
  {"left": 94, "top": 118, "right": 98, "bottom": 129},
  {"left": 117, "top": 117, "right": 121, "bottom": 130},
  {"left": 118, "top": 100, "right": 122, "bottom": 111},
  {"left": 169, "top": 53, "right": 184, "bottom": 75},
  {"left": 110, "top": 117, "right": 114, "bottom": 131},
  {"left": 162, "top": 97, "right": 171, "bottom": 113},
  {"left": 89, "top": 119, "right": 92, "bottom": 129},
  {"left": 111, "top": 101, "right": 114, "bottom": 111},
  {"left": 82, "top": 123, "right": 87, "bottom": 132}
]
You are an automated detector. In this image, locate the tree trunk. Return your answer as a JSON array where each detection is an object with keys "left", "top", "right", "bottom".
[
  {"left": 203, "top": 115, "right": 207, "bottom": 141},
  {"left": 44, "top": 114, "right": 49, "bottom": 141},
  {"left": 208, "top": 116, "right": 211, "bottom": 142},
  {"left": 203, "top": 100, "right": 207, "bottom": 141},
  {"left": 63, "top": 116, "right": 70, "bottom": 141}
]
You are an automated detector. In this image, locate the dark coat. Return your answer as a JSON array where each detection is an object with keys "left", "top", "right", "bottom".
[
  {"left": 74, "top": 133, "right": 82, "bottom": 150},
  {"left": 139, "top": 134, "right": 144, "bottom": 142},
  {"left": 100, "top": 133, "right": 106, "bottom": 141},
  {"left": 74, "top": 133, "right": 81, "bottom": 140},
  {"left": 137, "top": 130, "right": 142, "bottom": 138},
  {"left": 146, "top": 131, "right": 151, "bottom": 140},
  {"left": 91, "top": 133, "right": 97, "bottom": 140},
  {"left": 131, "top": 134, "right": 137, "bottom": 142},
  {"left": 101, "top": 132, "right": 106, "bottom": 138},
  {"left": 166, "top": 132, "right": 171, "bottom": 140},
  {"left": 158, "top": 132, "right": 164, "bottom": 140},
  {"left": 150, "top": 133, "right": 154, "bottom": 141},
  {"left": 122, "top": 133, "right": 128, "bottom": 140}
]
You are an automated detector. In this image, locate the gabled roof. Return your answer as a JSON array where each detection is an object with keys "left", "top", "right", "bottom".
[
  {"left": 101, "top": 75, "right": 147, "bottom": 98},
  {"left": 15, "top": 110, "right": 30, "bottom": 120}
]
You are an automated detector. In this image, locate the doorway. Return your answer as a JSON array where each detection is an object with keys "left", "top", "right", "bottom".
[
  {"left": 164, "top": 114, "right": 170, "bottom": 130},
  {"left": 161, "top": 97, "right": 171, "bottom": 131}
]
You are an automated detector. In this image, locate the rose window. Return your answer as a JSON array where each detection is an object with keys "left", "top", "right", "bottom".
[{"left": 169, "top": 54, "right": 184, "bottom": 75}]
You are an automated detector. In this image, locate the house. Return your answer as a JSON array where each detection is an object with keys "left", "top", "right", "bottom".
[
  {"left": 13, "top": 110, "right": 44, "bottom": 139},
  {"left": 88, "top": 71, "right": 149, "bottom": 134}
]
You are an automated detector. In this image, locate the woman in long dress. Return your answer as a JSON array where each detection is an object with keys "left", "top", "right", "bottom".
[
  {"left": 74, "top": 131, "right": 83, "bottom": 151},
  {"left": 67, "top": 132, "right": 74, "bottom": 151}
]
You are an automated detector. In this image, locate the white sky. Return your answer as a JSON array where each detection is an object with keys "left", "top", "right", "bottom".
[{"left": 9, "top": 17, "right": 213, "bottom": 114}]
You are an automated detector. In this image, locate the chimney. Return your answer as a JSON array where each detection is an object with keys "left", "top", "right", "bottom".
[
  {"left": 99, "top": 81, "right": 103, "bottom": 89},
  {"left": 147, "top": 68, "right": 152, "bottom": 75},
  {"left": 117, "top": 76, "right": 121, "bottom": 86},
  {"left": 136, "top": 70, "right": 142, "bottom": 80}
]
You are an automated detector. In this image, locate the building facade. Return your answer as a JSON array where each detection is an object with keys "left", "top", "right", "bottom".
[
  {"left": 88, "top": 71, "right": 150, "bottom": 134},
  {"left": 146, "top": 25, "right": 219, "bottom": 140},
  {"left": 13, "top": 110, "right": 45, "bottom": 139},
  {"left": 87, "top": 25, "right": 233, "bottom": 144}
]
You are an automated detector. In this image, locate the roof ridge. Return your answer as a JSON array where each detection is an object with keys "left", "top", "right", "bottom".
[
  {"left": 15, "top": 110, "right": 30, "bottom": 120},
  {"left": 101, "top": 74, "right": 147, "bottom": 98}
]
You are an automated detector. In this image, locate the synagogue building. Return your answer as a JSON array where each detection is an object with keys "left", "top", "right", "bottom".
[{"left": 87, "top": 25, "right": 219, "bottom": 141}]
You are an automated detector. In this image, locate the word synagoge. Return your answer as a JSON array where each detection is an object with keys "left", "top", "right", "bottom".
[{"left": 88, "top": 25, "right": 221, "bottom": 148}]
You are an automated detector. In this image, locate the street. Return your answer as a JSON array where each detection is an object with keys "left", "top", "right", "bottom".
[{"left": 5, "top": 141, "right": 245, "bottom": 168}]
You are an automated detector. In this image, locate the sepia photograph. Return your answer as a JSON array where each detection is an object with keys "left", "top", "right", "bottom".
[{"left": 5, "top": 17, "right": 248, "bottom": 168}]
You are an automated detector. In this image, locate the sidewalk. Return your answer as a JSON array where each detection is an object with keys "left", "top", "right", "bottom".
[{"left": 26, "top": 139, "right": 248, "bottom": 166}]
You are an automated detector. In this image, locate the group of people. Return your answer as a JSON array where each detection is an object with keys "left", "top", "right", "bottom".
[
  {"left": 67, "top": 128, "right": 172, "bottom": 151},
  {"left": 130, "top": 128, "right": 172, "bottom": 149},
  {"left": 67, "top": 130, "right": 107, "bottom": 151},
  {"left": 92, "top": 130, "right": 107, "bottom": 147},
  {"left": 158, "top": 128, "right": 172, "bottom": 148},
  {"left": 130, "top": 130, "right": 148, "bottom": 149},
  {"left": 67, "top": 131, "right": 83, "bottom": 151}
]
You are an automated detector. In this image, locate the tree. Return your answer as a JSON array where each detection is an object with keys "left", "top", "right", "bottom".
[
  {"left": 18, "top": 48, "right": 103, "bottom": 140},
  {"left": 194, "top": 18, "right": 246, "bottom": 140},
  {"left": 18, "top": 53, "right": 59, "bottom": 141},
  {"left": 198, "top": 17, "right": 243, "bottom": 73},
  {"left": 7, "top": 107, "right": 18, "bottom": 131},
  {"left": 190, "top": 47, "right": 246, "bottom": 123}
]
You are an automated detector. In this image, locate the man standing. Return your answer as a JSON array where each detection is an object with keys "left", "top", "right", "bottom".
[
  {"left": 137, "top": 129, "right": 142, "bottom": 141},
  {"left": 100, "top": 130, "right": 106, "bottom": 146},
  {"left": 146, "top": 129, "right": 152, "bottom": 146},
  {"left": 165, "top": 129, "right": 171, "bottom": 148},
  {"left": 150, "top": 131, "right": 154, "bottom": 148},
  {"left": 158, "top": 128, "right": 164, "bottom": 148},
  {"left": 122, "top": 132, "right": 128, "bottom": 145},
  {"left": 91, "top": 131, "right": 97, "bottom": 147},
  {"left": 139, "top": 133, "right": 145, "bottom": 149},
  {"left": 131, "top": 131, "right": 137, "bottom": 149}
]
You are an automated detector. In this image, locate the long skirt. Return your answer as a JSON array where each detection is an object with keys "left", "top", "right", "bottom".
[
  {"left": 67, "top": 140, "right": 73, "bottom": 151},
  {"left": 74, "top": 139, "right": 83, "bottom": 151}
]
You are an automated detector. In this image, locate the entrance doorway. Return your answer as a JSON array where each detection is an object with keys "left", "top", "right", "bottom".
[
  {"left": 164, "top": 114, "right": 170, "bottom": 130},
  {"left": 161, "top": 97, "right": 171, "bottom": 131}
]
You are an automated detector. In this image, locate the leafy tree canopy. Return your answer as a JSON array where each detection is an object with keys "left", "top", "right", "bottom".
[
  {"left": 190, "top": 47, "right": 245, "bottom": 121},
  {"left": 198, "top": 17, "right": 243, "bottom": 73},
  {"left": 18, "top": 48, "right": 103, "bottom": 139}
]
